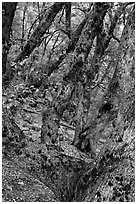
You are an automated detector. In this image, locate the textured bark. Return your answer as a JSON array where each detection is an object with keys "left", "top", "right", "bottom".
[
  {"left": 41, "top": 3, "right": 110, "bottom": 156},
  {"left": 76, "top": 3, "right": 109, "bottom": 60},
  {"left": 65, "top": 3, "right": 71, "bottom": 38},
  {"left": 21, "top": 3, "right": 27, "bottom": 51},
  {"left": 14, "top": 2, "right": 64, "bottom": 62},
  {"left": 39, "top": 6, "right": 135, "bottom": 202},
  {"left": 73, "top": 82, "right": 84, "bottom": 146},
  {"left": 113, "top": 7, "right": 135, "bottom": 130},
  {"left": 83, "top": 8, "right": 135, "bottom": 201},
  {"left": 2, "top": 2, "right": 17, "bottom": 74},
  {"left": 90, "top": 2, "right": 128, "bottom": 79},
  {"left": 58, "top": 3, "right": 109, "bottom": 84},
  {"left": 78, "top": 4, "right": 125, "bottom": 144},
  {"left": 68, "top": 3, "right": 109, "bottom": 150},
  {"left": 41, "top": 106, "right": 59, "bottom": 144},
  {"left": 72, "top": 3, "right": 135, "bottom": 153},
  {"left": 2, "top": 107, "right": 26, "bottom": 156}
]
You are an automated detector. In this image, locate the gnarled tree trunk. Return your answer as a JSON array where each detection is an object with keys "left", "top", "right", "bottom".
[
  {"left": 39, "top": 6, "right": 135, "bottom": 202},
  {"left": 2, "top": 2, "right": 17, "bottom": 75}
]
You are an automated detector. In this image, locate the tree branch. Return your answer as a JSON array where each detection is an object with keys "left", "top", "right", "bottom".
[{"left": 14, "top": 2, "right": 65, "bottom": 62}]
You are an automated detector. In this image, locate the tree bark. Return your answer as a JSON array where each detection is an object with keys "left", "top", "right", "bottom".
[
  {"left": 65, "top": 3, "right": 71, "bottom": 38},
  {"left": 2, "top": 107, "right": 26, "bottom": 156},
  {"left": 41, "top": 106, "right": 60, "bottom": 144},
  {"left": 21, "top": 3, "right": 27, "bottom": 51},
  {"left": 2, "top": 5, "right": 134, "bottom": 202},
  {"left": 39, "top": 6, "right": 135, "bottom": 202},
  {"left": 2, "top": 2, "right": 17, "bottom": 74}
]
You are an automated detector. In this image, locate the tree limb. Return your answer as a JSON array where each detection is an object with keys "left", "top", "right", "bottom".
[{"left": 14, "top": 2, "right": 65, "bottom": 62}]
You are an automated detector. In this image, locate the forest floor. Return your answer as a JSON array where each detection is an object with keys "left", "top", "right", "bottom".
[
  {"left": 2, "top": 86, "right": 58, "bottom": 201},
  {"left": 2, "top": 84, "right": 89, "bottom": 201},
  {"left": 2, "top": 82, "right": 134, "bottom": 202},
  {"left": 2, "top": 157, "right": 57, "bottom": 202}
]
